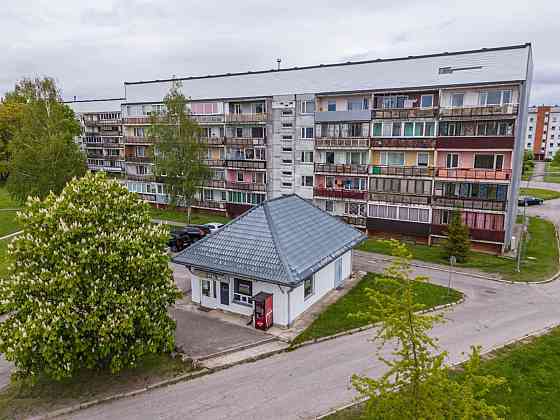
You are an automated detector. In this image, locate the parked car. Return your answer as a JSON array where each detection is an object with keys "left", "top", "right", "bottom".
[
  {"left": 518, "top": 196, "right": 544, "bottom": 206},
  {"left": 204, "top": 222, "right": 224, "bottom": 233},
  {"left": 168, "top": 225, "right": 209, "bottom": 252},
  {"left": 186, "top": 225, "right": 211, "bottom": 235}
]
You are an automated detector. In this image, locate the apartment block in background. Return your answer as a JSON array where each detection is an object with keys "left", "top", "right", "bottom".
[{"left": 525, "top": 106, "right": 560, "bottom": 160}]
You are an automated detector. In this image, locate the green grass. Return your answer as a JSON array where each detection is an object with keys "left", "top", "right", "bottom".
[
  {"left": 0, "top": 185, "right": 19, "bottom": 209},
  {"left": 356, "top": 217, "right": 558, "bottom": 282},
  {"left": 0, "top": 211, "right": 19, "bottom": 238},
  {"left": 519, "top": 187, "right": 560, "bottom": 200},
  {"left": 0, "top": 354, "right": 195, "bottom": 420},
  {"left": 291, "top": 273, "right": 462, "bottom": 345},
  {"left": 149, "top": 207, "right": 231, "bottom": 225},
  {"left": 545, "top": 162, "right": 560, "bottom": 183},
  {"left": 327, "top": 327, "right": 560, "bottom": 420}
]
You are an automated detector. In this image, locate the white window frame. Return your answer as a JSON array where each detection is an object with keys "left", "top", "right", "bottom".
[
  {"left": 301, "top": 176, "right": 314, "bottom": 187},
  {"left": 381, "top": 151, "right": 405, "bottom": 166},
  {"left": 300, "top": 100, "right": 315, "bottom": 114},
  {"left": 417, "top": 152, "right": 430, "bottom": 167},
  {"left": 446, "top": 153, "right": 459, "bottom": 169},
  {"left": 420, "top": 94, "right": 434, "bottom": 109},
  {"left": 304, "top": 276, "right": 314, "bottom": 300},
  {"left": 301, "top": 127, "right": 314, "bottom": 139},
  {"left": 473, "top": 153, "right": 505, "bottom": 170},
  {"left": 450, "top": 93, "right": 464, "bottom": 108}
]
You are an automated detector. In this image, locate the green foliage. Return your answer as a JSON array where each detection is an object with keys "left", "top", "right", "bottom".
[
  {"left": 553, "top": 150, "right": 560, "bottom": 167},
  {"left": 522, "top": 151, "right": 534, "bottom": 178},
  {"left": 444, "top": 210, "right": 470, "bottom": 263},
  {"left": 351, "top": 240, "right": 507, "bottom": 419},
  {"left": 149, "top": 80, "right": 211, "bottom": 223},
  {"left": 5, "top": 77, "right": 87, "bottom": 203},
  {"left": 0, "top": 172, "right": 178, "bottom": 380},
  {"left": 0, "top": 101, "right": 25, "bottom": 178}
]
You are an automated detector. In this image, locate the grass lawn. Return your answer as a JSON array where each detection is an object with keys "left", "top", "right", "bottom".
[
  {"left": 545, "top": 162, "right": 560, "bottom": 183},
  {"left": 327, "top": 327, "right": 560, "bottom": 419},
  {"left": 291, "top": 273, "right": 462, "bottom": 346},
  {"left": 149, "top": 207, "right": 231, "bottom": 225},
  {"left": 0, "top": 354, "right": 195, "bottom": 420},
  {"left": 519, "top": 187, "right": 560, "bottom": 200},
  {"left": 0, "top": 186, "right": 19, "bottom": 209},
  {"left": 0, "top": 211, "right": 20, "bottom": 238},
  {"left": 357, "top": 217, "right": 558, "bottom": 282}
]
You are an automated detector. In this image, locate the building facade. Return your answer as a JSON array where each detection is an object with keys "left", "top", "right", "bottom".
[
  {"left": 68, "top": 44, "right": 533, "bottom": 253},
  {"left": 525, "top": 106, "right": 560, "bottom": 160}
]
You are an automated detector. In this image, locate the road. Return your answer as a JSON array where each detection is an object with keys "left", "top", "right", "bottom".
[{"left": 65, "top": 232, "right": 560, "bottom": 419}]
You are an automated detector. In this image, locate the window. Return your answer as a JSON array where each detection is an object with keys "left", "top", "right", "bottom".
[
  {"left": 420, "top": 95, "right": 434, "bottom": 108},
  {"left": 301, "top": 100, "right": 315, "bottom": 114},
  {"left": 282, "top": 146, "right": 293, "bottom": 152},
  {"left": 191, "top": 102, "right": 218, "bottom": 115},
  {"left": 372, "top": 122, "right": 382, "bottom": 136},
  {"left": 136, "top": 146, "right": 146, "bottom": 157},
  {"left": 345, "top": 202, "right": 366, "bottom": 216},
  {"left": 479, "top": 90, "right": 513, "bottom": 106},
  {"left": 325, "top": 151, "right": 335, "bottom": 164},
  {"left": 233, "top": 279, "right": 252, "bottom": 305},
  {"left": 301, "top": 127, "right": 314, "bottom": 139},
  {"left": 417, "top": 152, "right": 430, "bottom": 167},
  {"left": 251, "top": 127, "right": 264, "bottom": 138},
  {"left": 133, "top": 127, "right": 145, "bottom": 137},
  {"left": 347, "top": 99, "right": 366, "bottom": 111},
  {"left": 327, "top": 100, "right": 336, "bottom": 112},
  {"left": 282, "top": 122, "right": 293, "bottom": 128},
  {"left": 368, "top": 203, "right": 430, "bottom": 223},
  {"left": 304, "top": 276, "right": 314, "bottom": 299},
  {"left": 381, "top": 96, "right": 407, "bottom": 109},
  {"left": 237, "top": 171, "right": 244, "bottom": 182},
  {"left": 392, "top": 122, "right": 402, "bottom": 137},
  {"left": 381, "top": 151, "right": 405, "bottom": 166},
  {"left": 451, "top": 93, "right": 464, "bottom": 108},
  {"left": 301, "top": 176, "right": 313, "bottom": 187},
  {"left": 474, "top": 154, "right": 503, "bottom": 170},
  {"left": 301, "top": 151, "right": 314, "bottom": 163},
  {"left": 325, "top": 200, "right": 334, "bottom": 212},
  {"left": 201, "top": 279, "right": 211, "bottom": 297},
  {"left": 446, "top": 153, "right": 459, "bottom": 169},
  {"left": 425, "top": 122, "right": 435, "bottom": 136},
  {"left": 404, "top": 122, "right": 414, "bottom": 137},
  {"left": 325, "top": 176, "right": 334, "bottom": 188},
  {"left": 282, "top": 182, "right": 292, "bottom": 187}
]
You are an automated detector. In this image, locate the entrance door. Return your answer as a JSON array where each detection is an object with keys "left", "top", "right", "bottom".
[
  {"left": 334, "top": 257, "right": 343, "bottom": 288},
  {"left": 200, "top": 279, "right": 217, "bottom": 309},
  {"left": 220, "top": 282, "right": 230, "bottom": 305}
]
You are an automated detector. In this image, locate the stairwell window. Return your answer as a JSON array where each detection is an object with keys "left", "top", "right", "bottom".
[
  {"left": 304, "top": 276, "right": 314, "bottom": 300},
  {"left": 301, "top": 127, "right": 314, "bottom": 139},
  {"left": 300, "top": 100, "right": 315, "bottom": 114},
  {"left": 301, "top": 176, "right": 314, "bottom": 187}
]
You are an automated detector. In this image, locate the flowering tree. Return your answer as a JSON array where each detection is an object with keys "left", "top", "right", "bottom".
[{"left": 0, "top": 172, "right": 178, "bottom": 380}]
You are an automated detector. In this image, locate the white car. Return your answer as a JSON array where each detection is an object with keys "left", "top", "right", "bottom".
[{"left": 204, "top": 222, "right": 224, "bottom": 233}]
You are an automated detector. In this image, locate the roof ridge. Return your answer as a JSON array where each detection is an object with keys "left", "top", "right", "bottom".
[{"left": 262, "top": 199, "right": 296, "bottom": 285}]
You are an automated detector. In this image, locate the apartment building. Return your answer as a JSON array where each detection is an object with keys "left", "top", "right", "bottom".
[
  {"left": 68, "top": 43, "right": 532, "bottom": 252},
  {"left": 525, "top": 106, "right": 560, "bottom": 160}
]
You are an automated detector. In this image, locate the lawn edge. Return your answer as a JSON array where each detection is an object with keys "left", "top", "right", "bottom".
[{"left": 316, "top": 321, "right": 560, "bottom": 419}]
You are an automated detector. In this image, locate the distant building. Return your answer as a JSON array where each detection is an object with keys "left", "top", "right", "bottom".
[{"left": 525, "top": 106, "right": 560, "bottom": 160}]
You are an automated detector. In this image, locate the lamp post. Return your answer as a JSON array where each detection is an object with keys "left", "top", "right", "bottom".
[{"left": 448, "top": 255, "right": 456, "bottom": 297}]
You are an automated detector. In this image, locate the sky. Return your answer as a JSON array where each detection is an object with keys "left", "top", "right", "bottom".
[{"left": 1, "top": 0, "right": 558, "bottom": 106}]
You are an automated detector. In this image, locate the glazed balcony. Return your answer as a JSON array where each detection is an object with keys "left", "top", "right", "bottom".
[
  {"left": 224, "top": 137, "right": 266, "bottom": 146},
  {"left": 126, "top": 174, "right": 155, "bottom": 181},
  {"left": 83, "top": 118, "right": 121, "bottom": 126},
  {"left": 225, "top": 160, "right": 266, "bottom": 170},
  {"left": 339, "top": 215, "right": 367, "bottom": 227},
  {"left": 432, "top": 196, "right": 507, "bottom": 212},
  {"left": 368, "top": 192, "right": 431, "bottom": 205},
  {"left": 370, "top": 138, "right": 436, "bottom": 149},
  {"left": 313, "top": 188, "right": 367, "bottom": 201},
  {"left": 123, "top": 136, "right": 153, "bottom": 145},
  {"left": 202, "top": 179, "right": 226, "bottom": 188},
  {"left": 435, "top": 168, "right": 511, "bottom": 181},
  {"left": 436, "top": 137, "right": 514, "bottom": 150},
  {"left": 314, "top": 110, "right": 372, "bottom": 123},
  {"left": 315, "top": 138, "right": 370, "bottom": 149},
  {"left": 226, "top": 182, "right": 266, "bottom": 192},
  {"left": 431, "top": 224, "right": 505, "bottom": 243},
  {"left": 126, "top": 155, "right": 151, "bottom": 163},
  {"left": 372, "top": 107, "right": 437, "bottom": 119},
  {"left": 314, "top": 163, "right": 369, "bottom": 175},
  {"left": 369, "top": 165, "right": 434, "bottom": 177},
  {"left": 439, "top": 104, "right": 518, "bottom": 118},
  {"left": 225, "top": 113, "right": 268, "bottom": 123},
  {"left": 200, "top": 137, "right": 226, "bottom": 146},
  {"left": 191, "top": 114, "right": 225, "bottom": 124},
  {"left": 192, "top": 200, "right": 227, "bottom": 211}
]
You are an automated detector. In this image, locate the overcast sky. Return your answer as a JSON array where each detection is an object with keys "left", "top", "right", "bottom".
[{"left": 2, "top": 0, "right": 558, "bottom": 106}]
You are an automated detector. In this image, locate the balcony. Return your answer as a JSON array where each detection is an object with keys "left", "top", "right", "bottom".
[
  {"left": 372, "top": 107, "right": 437, "bottom": 119},
  {"left": 436, "top": 137, "right": 514, "bottom": 149},
  {"left": 432, "top": 196, "right": 507, "bottom": 211},
  {"left": 123, "top": 136, "right": 153, "bottom": 144},
  {"left": 204, "top": 159, "right": 226, "bottom": 167},
  {"left": 313, "top": 188, "right": 367, "bottom": 201},
  {"left": 102, "top": 155, "right": 122, "bottom": 161},
  {"left": 200, "top": 137, "right": 226, "bottom": 146},
  {"left": 224, "top": 137, "right": 266, "bottom": 146},
  {"left": 191, "top": 114, "right": 225, "bottom": 124},
  {"left": 225, "top": 160, "right": 266, "bottom": 170},
  {"left": 192, "top": 200, "right": 227, "bottom": 211},
  {"left": 368, "top": 192, "right": 431, "bottom": 205},
  {"left": 439, "top": 104, "right": 519, "bottom": 118},
  {"left": 370, "top": 166, "right": 434, "bottom": 177},
  {"left": 370, "top": 138, "right": 436, "bottom": 149},
  {"left": 86, "top": 152, "right": 104, "bottom": 159},
  {"left": 126, "top": 174, "right": 155, "bottom": 181},
  {"left": 314, "top": 110, "right": 371, "bottom": 123},
  {"left": 123, "top": 117, "right": 152, "bottom": 125},
  {"left": 126, "top": 155, "right": 151, "bottom": 163},
  {"left": 315, "top": 138, "right": 370, "bottom": 149},
  {"left": 225, "top": 113, "right": 268, "bottom": 123},
  {"left": 203, "top": 179, "right": 226, "bottom": 188},
  {"left": 431, "top": 224, "right": 505, "bottom": 243},
  {"left": 102, "top": 141, "right": 123, "bottom": 148},
  {"left": 436, "top": 168, "right": 511, "bottom": 181},
  {"left": 314, "top": 163, "right": 369, "bottom": 175},
  {"left": 226, "top": 182, "right": 266, "bottom": 192},
  {"left": 339, "top": 215, "right": 367, "bottom": 227},
  {"left": 83, "top": 119, "right": 121, "bottom": 126},
  {"left": 88, "top": 165, "right": 124, "bottom": 173}
]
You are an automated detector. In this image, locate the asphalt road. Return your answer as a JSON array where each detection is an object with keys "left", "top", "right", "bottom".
[{"left": 64, "top": 248, "right": 560, "bottom": 419}]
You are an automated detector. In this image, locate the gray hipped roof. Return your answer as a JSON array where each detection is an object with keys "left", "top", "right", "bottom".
[{"left": 173, "top": 195, "right": 367, "bottom": 286}]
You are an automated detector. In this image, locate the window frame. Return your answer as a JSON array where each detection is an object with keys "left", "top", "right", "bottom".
[
  {"left": 233, "top": 278, "right": 253, "bottom": 305},
  {"left": 304, "top": 276, "right": 314, "bottom": 300},
  {"left": 420, "top": 94, "right": 434, "bottom": 109},
  {"left": 300, "top": 100, "right": 316, "bottom": 114}
]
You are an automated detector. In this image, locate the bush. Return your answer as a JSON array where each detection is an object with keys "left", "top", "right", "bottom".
[
  {"left": 0, "top": 172, "right": 178, "bottom": 380},
  {"left": 444, "top": 211, "right": 470, "bottom": 263}
]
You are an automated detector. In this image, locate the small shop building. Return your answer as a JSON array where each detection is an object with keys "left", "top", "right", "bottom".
[{"left": 173, "top": 194, "right": 366, "bottom": 328}]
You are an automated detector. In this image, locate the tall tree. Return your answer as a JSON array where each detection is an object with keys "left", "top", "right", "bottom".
[
  {"left": 5, "top": 77, "right": 86, "bottom": 202},
  {"left": 149, "top": 80, "right": 211, "bottom": 223},
  {"left": 0, "top": 172, "right": 178, "bottom": 380},
  {"left": 0, "top": 100, "right": 25, "bottom": 178},
  {"left": 444, "top": 210, "right": 471, "bottom": 263},
  {"left": 352, "top": 240, "right": 507, "bottom": 419}
]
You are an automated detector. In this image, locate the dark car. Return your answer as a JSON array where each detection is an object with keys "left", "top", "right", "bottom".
[
  {"left": 518, "top": 196, "right": 544, "bottom": 206},
  {"left": 168, "top": 225, "right": 209, "bottom": 252}
]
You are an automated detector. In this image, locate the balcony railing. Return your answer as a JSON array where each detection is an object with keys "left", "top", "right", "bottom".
[
  {"left": 224, "top": 137, "right": 266, "bottom": 146},
  {"left": 339, "top": 215, "right": 367, "bottom": 227},
  {"left": 431, "top": 224, "right": 505, "bottom": 243},
  {"left": 191, "top": 114, "right": 225, "bottom": 123},
  {"left": 123, "top": 136, "right": 153, "bottom": 144},
  {"left": 126, "top": 155, "right": 151, "bottom": 163},
  {"left": 370, "top": 166, "right": 434, "bottom": 177},
  {"left": 225, "top": 160, "right": 266, "bottom": 170},
  {"left": 439, "top": 104, "right": 519, "bottom": 118},
  {"left": 225, "top": 113, "right": 268, "bottom": 123},
  {"left": 432, "top": 196, "right": 507, "bottom": 211},
  {"left": 102, "top": 142, "right": 123, "bottom": 148},
  {"left": 123, "top": 117, "right": 152, "bottom": 124},
  {"left": 200, "top": 137, "right": 226, "bottom": 146},
  {"left": 83, "top": 119, "right": 121, "bottom": 126},
  {"left": 315, "top": 138, "right": 370, "bottom": 149},
  {"left": 435, "top": 137, "right": 514, "bottom": 150},
  {"left": 226, "top": 182, "right": 266, "bottom": 192},
  {"left": 204, "top": 159, "right": 226, "bottom": 167},
  {"left": 313, "top": 188, "right": 367, "bottom": 201},
  {"left": 436, "top": 168, "right": 511, "bottom": 181},
  {"left": 102, "top": 155, "right": 122, "bottom": 161},
  {"left": 192, "top": 200, "right": 227, "bottom": 211},
  {"left": 126, "top": 174, "right": 155, "bottom": 181},
  {"left": 315, "top": 110, "right": 372, "bottom": 123},
  {"left": 88, "top": 165, "right": 124, "bottom": 173},
  {"left": 370, "top": 138, "right": 436, "bottom": 149},
  {"left": 203, "top": 179, "right": 226, "bottom": 188},
  {"left": 372, "top": 107, "right": 437, "bottom": 119},
  {"left": 368, "top": 192, "right": 431, "bottom": 205},
  {"left": 314, "top": 163, "right": 369, "bottom": 175}
]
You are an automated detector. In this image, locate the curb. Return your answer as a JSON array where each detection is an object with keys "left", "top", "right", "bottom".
[
  {"left": 194, "top": 336, "right": 279, "bottom": 363},
  {"left": 30, "top": 368, "right": 210, "bottom": 420},
  {"left": 203, "top": 343, "right": 290, "bottom": 373},
  {"left": 316, "top": 321, "right": 560, "bottom": 419},
  {"left": 289, "top": 296, "right": 466, "bottom": 352}
]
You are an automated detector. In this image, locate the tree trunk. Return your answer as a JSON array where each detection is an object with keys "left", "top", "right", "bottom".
[{"left": 187, "top": 205, "right": 192, "bottom": 225}]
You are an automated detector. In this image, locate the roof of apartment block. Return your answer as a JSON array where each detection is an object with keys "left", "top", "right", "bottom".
[
  {"left": 124, "top": 44, "right": 532, "bottom": 103},
  {"left": 173, "top": 195, "right": 367, "bottom": 286},
  {"left": 64, "top": 98, "right": 125, "bottom": 113}
]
